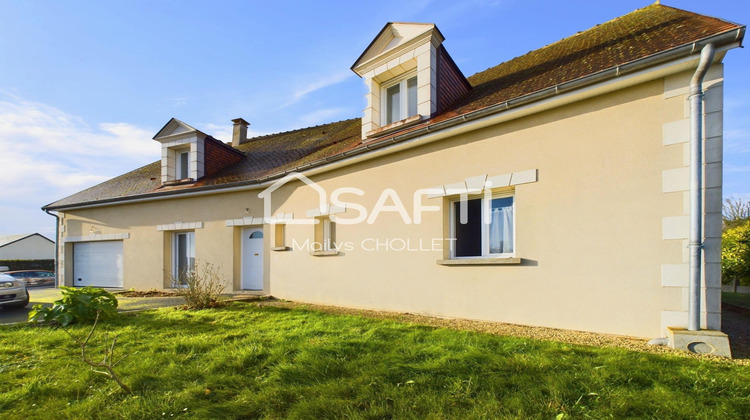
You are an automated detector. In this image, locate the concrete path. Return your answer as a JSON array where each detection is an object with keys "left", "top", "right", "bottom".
[{"left": 0, "top": 286, "right": 185, "bottom": 325}]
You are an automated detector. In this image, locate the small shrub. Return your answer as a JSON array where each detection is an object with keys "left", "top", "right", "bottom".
[
  {"left": 29, "top": 286, "right": 118, "bottom": 326},
  {"left": 167, "top": 262, "right": 226, "bottom": 309}
]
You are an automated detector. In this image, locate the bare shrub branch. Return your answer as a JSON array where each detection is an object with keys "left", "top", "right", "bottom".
[
  {"left": 165, "top": 261, "right": 227, "bottom": 309},
  {"left": 63, "top": 311, "right": 132, "bottom": 394}
]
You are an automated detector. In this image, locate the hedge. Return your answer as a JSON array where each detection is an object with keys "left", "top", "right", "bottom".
[{"left": 0, "top": 259, "right": 55, "bottom": 271}]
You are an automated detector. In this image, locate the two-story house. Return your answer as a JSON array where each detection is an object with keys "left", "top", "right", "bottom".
[{"left": 44, "top": 4, "right": 745, "bottom": 354}]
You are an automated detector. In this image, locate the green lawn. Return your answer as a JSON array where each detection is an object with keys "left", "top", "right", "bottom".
[
  {"left": 1, "top": 303, "right": 748, "bottom": 419},
  {"left": 723, "top": 292, "right": 750, "bottom": 310}
]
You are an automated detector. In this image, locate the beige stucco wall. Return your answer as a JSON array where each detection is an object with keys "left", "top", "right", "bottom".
[
  {"left": 59, "top": 193, "right": 270, "bottom": 292},
  {"left": 57, "top": 63, "right": 723, "bottom": 338}
]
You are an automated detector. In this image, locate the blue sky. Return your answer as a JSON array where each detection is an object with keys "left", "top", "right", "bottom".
[{"left": 0, "top": 0, "right": 748, "bottom": 237}]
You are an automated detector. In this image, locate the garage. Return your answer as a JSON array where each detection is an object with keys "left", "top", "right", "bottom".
[{"left": 73, "top": 241, "right": 124, "bottom": 288}]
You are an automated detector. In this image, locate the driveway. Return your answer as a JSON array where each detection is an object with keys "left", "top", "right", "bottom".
[
  {"left": 0, "top": 286, "right": 57, "bottom": 324},
  {"left": 0, "top": 286, "right": 185, "bottom": 325}
]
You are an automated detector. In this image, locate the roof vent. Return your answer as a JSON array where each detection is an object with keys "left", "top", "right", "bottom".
[{"left": 232, "top": 118, "right": 250, "bottom": 147}]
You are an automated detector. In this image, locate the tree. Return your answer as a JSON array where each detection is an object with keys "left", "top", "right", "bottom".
[
  {"left": 722, "top": 220, "right": 750, "bottom": 290},
  {"left": 723, "top": 197, "right": 750, "bottom": 228}
]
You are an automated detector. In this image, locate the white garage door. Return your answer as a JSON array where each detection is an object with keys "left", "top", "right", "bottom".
[{"left": 73, "top": 241, "right": 124, "bottom": 288}]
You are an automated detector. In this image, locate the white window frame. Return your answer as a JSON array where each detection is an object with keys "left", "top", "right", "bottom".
[
  {"left": 322, "top": 217, "right": 335, "bottom": 251},
  {"left": 175, "top": 149, "right": 190, "bottom": 180},
  {"left": 172, "top": 231, "right": 195, "bottom": 286},
  {"left": 380, "top": 71, "right": 418, "bottom": 126},
  {"left": 315, "top": 216, "right": 336, "bottom": 252},
  {"left": 449, "top": 191, "right": 515, "bottom": 259}
]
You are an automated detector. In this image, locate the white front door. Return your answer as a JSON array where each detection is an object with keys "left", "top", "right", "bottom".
[
  {"left": 73, "top": 241, "right": 124, "bottom": 288},
  {"left": 241, "top": 227, "right": 264, "bottom": 290}
]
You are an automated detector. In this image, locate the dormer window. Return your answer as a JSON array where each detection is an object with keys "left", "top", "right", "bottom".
[
  {"left": 152, "top": 118, "right": 246, "bottom": 187},
  {"left": 176, "top": 149, "right": 190, "bottom": 180},
  {"left": 351, "top": 23, "right": 470, "bottom": 140},
  {"left": 383, "top": 74, "right": 418, "bottom": 125},
  {"left": 152, "top": 118, "right": 206, "bottom": 185}
]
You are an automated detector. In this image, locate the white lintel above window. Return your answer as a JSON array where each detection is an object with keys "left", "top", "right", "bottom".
[
  {"left": 225, "top": 213, "right": 294, "bottom": 227},
  {"left": 157, "top": 221, "right": 204, "bottom": 231},
  {"left": 428, "top": 169, "right": 538, "bottom": 199},
  {"left": 306, "top": 205, "right": 346, "bottom": 218},
  {"left": 267, "top": 213, "right": 295, "bottom": 224},
  {"left": 64, "top": 233, "right": 130, "bottom": 243}
]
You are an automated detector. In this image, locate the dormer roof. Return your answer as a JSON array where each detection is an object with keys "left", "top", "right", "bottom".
[
  {"left": 153, "top": 118, "right": 206, "bottom": 142},
  {"left": 351, "top": 22, "right": 445, "bottom": 75}
]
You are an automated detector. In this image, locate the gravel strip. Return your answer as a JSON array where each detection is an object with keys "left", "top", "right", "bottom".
[
  {"left": 255, "top": 300, "right": 750, "bottom": 366},
  {"left": 116, "top": 290, "right": 177, "bottom": 298},
  {"left": 117, "top": 296, "right": 186, "bottom": 312}
]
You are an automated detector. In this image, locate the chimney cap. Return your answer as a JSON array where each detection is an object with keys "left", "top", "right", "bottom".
[{"left": 232, "top": 118, "right": 250, "bottom": 127}]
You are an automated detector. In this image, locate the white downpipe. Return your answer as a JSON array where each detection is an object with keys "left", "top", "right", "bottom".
[
  {"left": 688, "top": 43, "right": 715, "bottom": 332},
  {"left": 44, "top": 209, "right": 60, "bottom": 288}
]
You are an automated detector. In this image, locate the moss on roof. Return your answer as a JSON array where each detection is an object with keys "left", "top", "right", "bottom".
[
  {"left": 49, "top": 161, "right": 162, "bottom": 208},
  {"left": 46, "top": 120, "right": 363, "bottom": 208},
  {"left": 45, "top": 4, "right": 743, "bottom": 209},
  {"left": 443, "top": 4, "right": 741, "bottom": 120}
]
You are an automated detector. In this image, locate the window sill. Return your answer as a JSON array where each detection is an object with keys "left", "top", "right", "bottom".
[
  {"left": 310, "top": 250, "right": 339, "bottom": 257},
  {"left": 272, "top": 246, "right": 290, "bottom": 252},
  {"left": 436, "top": 257, "right": 521, "bottom": 266},
  {"left": 365, "top": 114, "right": 422, "bottom": 139},
  {"left": 161, "top": 178, "right": 195, "bottom": 187}
]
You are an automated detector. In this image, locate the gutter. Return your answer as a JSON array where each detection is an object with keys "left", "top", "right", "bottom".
[
  {"left": 43, "top": 27, "right": 745, "bottom": 212},
  {"left": 44, "top": 209, "right": 60, "bottom": 288}
]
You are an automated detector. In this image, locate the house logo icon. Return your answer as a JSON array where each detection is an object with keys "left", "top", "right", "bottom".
[{"left": 258, "top": 172, "right": 326, "bottom": 225}]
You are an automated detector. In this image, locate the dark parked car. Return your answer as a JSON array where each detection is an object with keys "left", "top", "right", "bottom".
[{"left": 4, "top": 270, "right": 55, "bottom": 287}]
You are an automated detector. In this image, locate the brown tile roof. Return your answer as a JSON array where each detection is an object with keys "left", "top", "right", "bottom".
[
  {"left": 45, "top": 4, "right": 744, "bottom": 210},
  {"left": 47, "top": 119, "right": 364, "bottom": 208},
  {"left": 440, "top": 3, "right": 742, "bottom": 121},
  {"left": 202, "top": 118, "right": 362, "bottom": 186}
]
